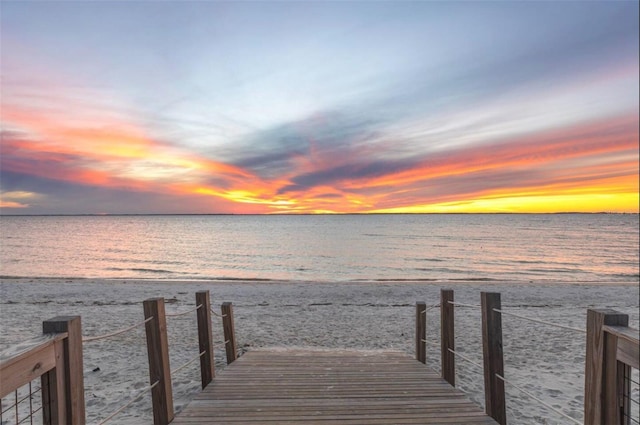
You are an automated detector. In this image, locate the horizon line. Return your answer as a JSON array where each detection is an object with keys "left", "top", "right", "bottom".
[{"left": 1, "top": 212, "right": 637, "bottom": 217}]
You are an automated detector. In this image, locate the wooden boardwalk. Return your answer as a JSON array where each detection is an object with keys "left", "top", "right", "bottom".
[{"left": 173, "top": 350, "right": 497, "bottom": 424}]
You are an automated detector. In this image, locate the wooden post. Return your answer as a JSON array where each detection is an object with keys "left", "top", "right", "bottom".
[
  {"left": 196, "top": 291, "right": 215, "bottom": 388},
  {"left": 584, "top": 309, "right": 628, "bottom": 425},
  {"left": 416, "top": 302, "right": 426, "bottom": 364},
  {"left": 41, "top": 316, "right": 85, "bottom": 425},
  {"left": 481, "top": 292, "right": 506, "bottom": 425},
  {"left": 143, "top": 298, "right": 174, "bottom": 425},
  {"left": 441, "top": 289, "right": 455, "bottom": 386},
  {"left": 221, "top": 302, "right": 238, "bottom": 364}
]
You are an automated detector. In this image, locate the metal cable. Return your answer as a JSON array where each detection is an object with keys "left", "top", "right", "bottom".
[
  {"left": 495, "top": 374, "right": 582, "bottom": 425},
  {"left": 493, "top": 309, "right": 586, "bottom": 333},
  {"left": 83, "top": 317, "right": 154, "bottom": 343},
  {"left": 97, "top": 380, "right": 159, "bottom": 425},
  {"left": 1, "top": 387, "right": 40, "bottom": 414},
  {"left": 447, "top": 348, "right": 484, "bottom": 371},
  {"left": 624, "top": 393, "right": 640, "bottom": 406},
  {"left": 421, "top": 303, "right": 440, "bottom": 314},
  {"left": 166, "top": 304, "right": 203, "bottom": 318},
  {"left": 28, "top": 382, "right": 33, "bottom": 425},
  {"left": 17, "top": 406, "right": 41, "bottom": 425},
  {"left": 422, "top": 339, "right": 441, "bottom": 347},
  {"left": 171, "top": 351, "right": 206, "bottom": 376},
  {"left": 448, "top": 301, "right": 481, "bottom": 308}
]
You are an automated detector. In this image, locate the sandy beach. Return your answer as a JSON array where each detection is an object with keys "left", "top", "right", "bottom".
[{"left": 0, "top": 278, "right": 638, "bottom": 424}]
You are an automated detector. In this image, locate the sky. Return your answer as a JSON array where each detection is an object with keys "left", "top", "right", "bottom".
[{"left": 1, "top": 1, "right": 638, "bottom": 214}]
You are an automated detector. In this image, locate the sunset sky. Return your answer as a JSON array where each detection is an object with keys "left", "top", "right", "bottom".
[{"left": 1, "top": 1, "right": 638, "bottom": 214}]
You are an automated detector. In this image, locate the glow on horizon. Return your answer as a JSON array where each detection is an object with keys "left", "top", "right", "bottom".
[{"left": 1, "top": 2, "right": 638, "bottom": 214}]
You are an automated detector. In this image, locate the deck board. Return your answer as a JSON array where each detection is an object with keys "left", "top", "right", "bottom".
[{"left": 173, "top": 350, "right": 496, "bottom": 424}]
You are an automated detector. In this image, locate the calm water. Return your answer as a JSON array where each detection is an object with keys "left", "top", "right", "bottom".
[{"left": 0, "top": 214, "right": 638, "bottom": 282}]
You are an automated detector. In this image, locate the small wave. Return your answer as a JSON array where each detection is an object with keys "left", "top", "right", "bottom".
[
  {"left": 448, "top": 277, "right": 498, "bottom": 281},
  {"left": 409, "top": 258, "right": 444, "bottom": 263},
  {"left": 130, "top": 268, "right": 175, "bottom": 274},
  {"left": 210, "top": 276, "right": 274, "bottom": 282},
  {"left": 527, "top": 267, "right": 578, "bottom": 274},
  {"left": 105, "top": 267, "right": 175, "bottom": 274},
  {"left": 513, "top": 259, "right": 546, "bottom": 265},
  {"left": 363, "top": 278, "right": 438, "bottom": 282},
  {"left": 607, "top": 273, "right": 640, "bottom": 280}
]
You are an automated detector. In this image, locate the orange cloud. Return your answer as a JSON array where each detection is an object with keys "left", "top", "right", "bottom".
[{"left": 2, "top": 103, "right": 638, "bottom": 213}]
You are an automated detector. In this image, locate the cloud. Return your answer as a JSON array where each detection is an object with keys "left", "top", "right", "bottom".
[
  {"left": 0, "top": 191, "right": 38, "bottom": 208},
  {"left": 265, "top": 113, "right": 638, "bottom": 212}
]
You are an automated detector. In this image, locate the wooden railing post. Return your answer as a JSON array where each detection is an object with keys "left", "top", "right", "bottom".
[
  {"left": 481, "top": 292, "right": 506, "bottom": 425},
  {"left": 41, "top": 316, "right": 85, "bottom": 425},
  {"left": 221, "top": 302, "right": 238, "bottom": 364},
  {"left": 196, "top": 290, "right": 215, "bottom": 388},
  {"left": 441, "top": 289, "right": 455, "bottom": 386},
  {"left": 143, "top": 298, "right": 174, "bottom": 425},
  {"left": 584, "top": 309, "right": 628, "bottom": 425},
  {"left": 416, "top": 302, "right": 426, "bottom": 364}
]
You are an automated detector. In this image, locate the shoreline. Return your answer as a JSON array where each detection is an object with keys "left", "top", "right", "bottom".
[
  {"left": 1, "top": 278, "right": 638, "bottom": 424},
  {"left": 2, "top": 276, "right": 639, "bottom": 286}
]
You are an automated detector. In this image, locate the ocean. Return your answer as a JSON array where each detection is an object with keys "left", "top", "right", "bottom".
[{"left": 0, "top": 214, "right": 638, "bottom": 283}]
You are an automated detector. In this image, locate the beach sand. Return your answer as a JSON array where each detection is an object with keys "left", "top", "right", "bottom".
[{"left": 1, "top": 278, "right": 638, "bottom": 424}]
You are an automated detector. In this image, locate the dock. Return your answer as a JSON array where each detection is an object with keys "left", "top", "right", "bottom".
[
  {"left": 1, "top": 289, "right": 638, "bottom": 425},
  {"left": 173, "top": 350, "right": 496, "bottom": 424}
]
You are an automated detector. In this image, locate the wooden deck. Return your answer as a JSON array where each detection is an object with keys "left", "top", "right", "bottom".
[{"left": 173, "top": 350, "right": 497, "bottom": 424}]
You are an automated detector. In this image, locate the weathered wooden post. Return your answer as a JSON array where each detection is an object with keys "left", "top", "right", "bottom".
[
  {"left": 416, "top": 301, "right": 426, "bottom": 364},
  {"left": 584, "top": 309, "right": 629, "bottom": 425},
  {"left": 42, "top": 316, "right": 85, "bottom": 425},
  {"left": 481, "top": 292, "right": 506, "bottom": 425},
  {"left": 196, "top": 291, "right": 215, "bottom": 388},
  {"left": 441, "top": 289, "right": 455, "bottom": 386},
  {"left": 221, "top": 302, "right": 238, "bottom": 364},
  {"left": 143, "top": 298, "right": 174, "bottom": 425}
]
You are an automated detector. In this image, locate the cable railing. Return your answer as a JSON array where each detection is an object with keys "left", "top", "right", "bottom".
[
  {"left": 0, "top": 383, "right": 42, "bottom": 425},
  {"left": 415, "top": 289, "right": 640, "bottom": 425},
  {"left": 165, "top": 304, "right": 203, "bottom": 318},
  {"left": 82, "top": 308, "right": 159, "bottom": 425},
  {"left": 82, "top": 316, "right": 154, "bottom": 343},
  {"left": 0, "top": 290, "right": 238, "bottom": 425}
]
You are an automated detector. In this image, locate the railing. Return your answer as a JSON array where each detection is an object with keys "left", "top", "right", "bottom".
[
  {"left": 0, "top": 317, "right": 84, "bottom": 425},
  {"left": 585, "top": 309, "right": 640, "bottom": 425},
  {"left": 0, "top": 290, "right": 237, "bottom": 425},
  {"left": 416, "top": 289, "right": 639, "bottom": 425}
]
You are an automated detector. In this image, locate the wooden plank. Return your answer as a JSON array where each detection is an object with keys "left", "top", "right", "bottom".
[
  {"left": 480, "top": 292, "right": 505, "bottom": 425},
  {"left": 0, "top": 335, "right": 60, "bottom": 398},
  {"left": 221, "top": 302, "right": 238, "bottom": 364},
  {"left": 415, "top": 302, "right": 426, "bottom": 364},
  {"left": 441, "top": 289, "right": 455, "bottom": 386},
  {"left": 196, "top": 290, "right": 215, "bottom": 388},
  {"left": 603, "top": 332, "right": 619, "bottom": 425},
  {"left": 174, "top": 350, "right": 496, "bottom": 424},
  {"left": 604, "top": 325, "right": 639, "bottom": 369},
  {"left": 42, "top": 338, "right": 66, "bottom": 425},
  {"left": 616, "top": 338, "right": 639, "bottom": 370},
  {"left": 144, "top": 298, "right": 174, "bottom": 425}
]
